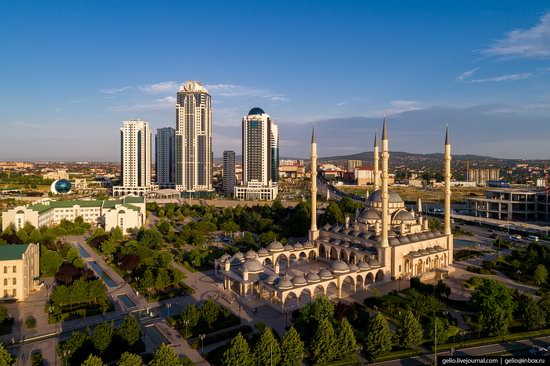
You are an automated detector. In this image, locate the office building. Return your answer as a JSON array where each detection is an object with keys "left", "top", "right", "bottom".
[
  {"left": 155, "top": 127, "right": 176, "bottom": 188},
  {"left": 2, "top": 196, "right": 146, "bottom": 232},
  {"left": 175, "top": 81, "right": 213, "bottom": 194},
  {"left": 223, "top": 151, "right": 236, "bottom": 196},
  {"left": 0, "top": 244, "right": 40, "bottom": 301},
  {"left": 347, "top": 160, "right": 362, "bottom": 173},
  {"left": 467, "top": 168, "right": 500, "bottom": 185},
  {"left": 113, "top": 120, "right": 157, "bottom": 197},
  {"left": 235, "top": 108, "right": 278, "bottom": 200}
]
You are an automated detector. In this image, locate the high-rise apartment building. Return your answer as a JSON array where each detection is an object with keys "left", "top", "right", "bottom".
[
  {"left": 222, "top": 151, "right": 236, "bottom": 196},
  {"left": 113, "top": 120, "right": 158, "bottom": 197},
  {"left": 175, "top": 81, "right": 213, "bottom": 194},
  {"left": 155, "top": 127, "right": 175, "bottom": 188},
  {"left": 235, "top": 108, "right": 278, "bottom": 200},
  {"left": 467, "top": 168, "right": 500, "bottom": 185}
]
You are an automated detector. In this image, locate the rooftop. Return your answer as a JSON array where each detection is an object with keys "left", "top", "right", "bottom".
[{"left": 0, "top": 244, "right": 31, "bottom": 261}]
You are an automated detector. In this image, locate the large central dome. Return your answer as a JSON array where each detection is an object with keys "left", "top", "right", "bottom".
[{"left": 368, "top": 189, "right": 404, "bottom": 204}]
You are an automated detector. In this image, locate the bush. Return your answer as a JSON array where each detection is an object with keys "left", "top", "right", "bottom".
[
  {"left": 25, "top": 316, "right": 37, "bottom": 329},
  {"left": 31, "top": 351, "right": 43, "bottom": 366}
]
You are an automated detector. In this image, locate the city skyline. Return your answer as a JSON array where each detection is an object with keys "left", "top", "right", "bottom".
[{"left": 1, "top": 1, "right": 550, "bottom": 160}]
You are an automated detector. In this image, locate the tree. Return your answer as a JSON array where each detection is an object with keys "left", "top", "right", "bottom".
[
  {"left": 100, "top": 240, "right": 117, "bottom": 257},
  {"left": 396, "top": 310, "right": 423, "bottom": 350},
  {"left": 155, "top": 268, "right": 171, "bottom": 290},
  {"left": 534, "top": 264, "right": 548, "bottom": 286},
  {"left": 539, "top": 292, "right": 550, "bottom": 324},
  {"left": 299, "top": 295, "right": 335, "bottom": 328},
  {"left": 280, "top": 326, "right": 304, "bottom": 366},
  {"left": 311, "top": 318, "right": 337, "bottom": 364},
  {"left": 222, "top": 332, "right": 253, "bottom": 366},
  {"left": 200, "top": 299, "right": 220, "bottom": 328},
  {"left": 141, "top": 269, "right": 154, "bottom": 290},
  {"left": 91, "top": 322, "right": 113, "bottom": 354},
  {"left": 55, "top": 263, "right": 80, "bottom": 285},
  {"left": 321, "top": 201, "right": 344, "bottom": 225},
  {"left": 336, "top": 317, "right": 359, "bottom": 361},
  {"left": 364, "top": 313, "right": 393, "bottom": 360},
  {"left": 66, "top": 247, "right": 84, "bottom": 268},
  {"left": 426, "top": 317, "right": 450, "bottom": 345},
  {"left": 520, "top": 296, "right": 546, "bottom": 330},
  {"left": 149, "top": 344, "right": 182, "bottom": 366},
  {"left": 220, "top": 220, "right": 240, "bottom": 234},
  {"left": 40, "top": 249, "right": 62, "bottom": 276},
  {"left": 81, "top": 355, "right": 105, "bottom": 366},
  {"left": 253, "top": 328, "right": 281, "bottom": 366},
  {"left": 118, "top": 315, "right": 141, "bottom": 346},
  {"left": 118, "top": 352, "right": 144, "bottom": 366},
  {"left": 0, "top": 343, "right": 12, "bottom": 365},
  {"left": 137, "top": 228, "right": 163, "bottom": 249},
  {"left": 470, "top": 279, "right": 516, "bottom": 336},
  {"left": 179, "top": 304, "right": 200, "bottom": 336},
  {"left": 0, "top": 305, "right": 8, "bottom": 324}
]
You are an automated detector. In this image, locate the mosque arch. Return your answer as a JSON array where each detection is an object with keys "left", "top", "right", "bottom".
[
  {"left": 299, "top": 288, "right": 312, "bottom": 305},
  {"left": 319, "top": 244, "right": 327, "bottom": 259},
  {"left": 289, "top": 253, "right": 298, "bottom": 266},
  {"left": 313, "top": 285, "right": 325, "bottom": 298},
  {"left": 349, "top": 252, "right": 358, "bottom": 265},
  {"left": 284, "top": 292, "right": 298, "bottom": 310},
  {"left": 426, "top": 257, "right": 432, "bottom": 271},
  {"left": 341, "top": 275, "right": 355, "bottom": 295},
  {"left": 415, "top": 259, "right": 424, "bottom": 275},
  {"left": 263, "top": 257, "right": 273, "bottom": 266},
  {"left": 326, "top": 281, "right": 338, "bottom": 299},
  {"left": 299, "top": 251, "right": 308, "bottom": 263},
  {"left": 375, "top": 269, "right": 385, "bottom": 282},
  {"left": 434, "top": 255, "right": 440, "bottom": 269},
  {"left": 365, "top": 272, "right": 375, "bottom": 285},
  {"left": 308, "top": 250, "right": 316, "bottom": 260},
  {"left": 330, "top": 247, "right": 339, "bottom": 260},
  {"left": 356, "top": 274, "right": 364, "bottom": 291},
  {"left": 339, "top": 250, "right": 348, "bottom": 262}
]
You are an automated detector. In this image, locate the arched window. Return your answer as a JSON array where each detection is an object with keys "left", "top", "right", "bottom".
[
  {"left": 3, "top": 279, "right": 6, "bottom": 286},
  {"left": 12, "top": 278, "right": 16, "bottom": 285},
  {"left": 12, "top": 266, "right": 16, "bottom": 273}
]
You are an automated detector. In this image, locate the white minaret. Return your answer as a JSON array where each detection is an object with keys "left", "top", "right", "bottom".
[
  {"left": 373, "top": 130, "right": 380, "bottom": 191},
  {"left": 444, "top": 126, "right": 452, "bottom": 236},
  {"left": 309, "top": 127, "right": 319, "bottom": 241},
  {"left": 381, "top": 117, "right": 389, "bottom": 248}
]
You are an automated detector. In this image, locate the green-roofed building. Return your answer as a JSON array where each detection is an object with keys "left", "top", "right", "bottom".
[
  {"left": 0, "top": 243, "right": 40, "bottom": 301},
  {"left": 2, "top": 196, "right": 146, "bottom": 232}
]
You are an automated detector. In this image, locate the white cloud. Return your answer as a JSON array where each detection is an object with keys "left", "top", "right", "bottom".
[
  {"left": 100, "top": 86, "right": 132, "bottom": 94},
  {"left": 386, "top": 100, "right": 423, "bottom": 114},
  {"left": 336, "top": 101, "right": 347, "bottom": 107},
  {"left": 110, "top": 96, "right": 176, "bottom": 112},
  {"left": 204, "top": 83, "right": 266, "bottom": 97},
  {"left": 469, "top": 73, "right": 532, "bottom": 83},
  {"left": 138, "top": 81, "right": 180, "bottom": 93},
  {"left": 265, "top": 94, "right": 288, "bottom": 101},
  {"left": 483, "top": 12, "right": 550, "bottom": 58},
  {"left": 457, "top": 67, "right": 480, "bottom": 81}
]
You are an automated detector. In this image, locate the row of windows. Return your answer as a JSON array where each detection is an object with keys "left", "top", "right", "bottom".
[
  {"left": 3, "top": 266, "right": 16, "bottom": 274},
  {"left": 3, "top": 278, "right": 16, "bottom": 285},
  {"left": 3, "top": 289, "right": 16, "bottom": 297}
]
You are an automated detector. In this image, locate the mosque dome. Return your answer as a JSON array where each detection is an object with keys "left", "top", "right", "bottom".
[
  {"left": 303, "top": 241, "right": 314, "bottom": 248},
  {"left": 276, "top": 277, "right": 293, "bottom": 289},
  {"left": 245, "top": 250, "right": 258, "bottom": 260},
  {"left": 393, "top": 210, "right": 415, "bottom": 222},
  {"left": 349, "top": 263, "right": 359, "bottom": 272},
  {"left": 232, "top": 252, "right": 244, "bottom": 261},
  {"left": 399, "top": 236, "right": 411, "bottom": 244},
  {"left": 418, "top": 233, "right": 428, "bottom": 240},
  {"left": 330, "top": 260, "right": 350, "bottom": 273},
  {"left": 319, "top": 269, "right": 333, "bottom": 279},
  {"left": 293, "top": 242, "right": 304, "bottom": 250},
  {"left": 283, "top": 244, "right": 294, "bottom": 251},
  {"left": 305, "top": 272, "right": 321, "bottom": 283},
  {"left": 248, "top": 107, "right": 265, "bottom": 115},
  {"left": 266, "top": 274, "right": 278, "bottom": 285},
  {"left": 219, "top": 254, "right": 231, "bottom": 263},
  {"left": 230, "top": 257, "right": 242, "bottom": 267},
  {"left": 267, "top": 241, "right": 284, "bottom": 252},
  {"left": 242, "top": 259, "right": 264, "bottom": 273},
  {"left": 426, "top": 232, "right": 435, "bottom": 239},
  {"left": 257, "top": 248, "right": 269, "bottom": 256},
  {"left": 292, "top": 275, "right": 307, "bottom": 286},
  {"left": 389, "top": 238, "right": 400, "bottom": 246},
  {"left": 368, "top": 259, "right": 381, "bottom": 267},
  {"left": 357, "top": 260, "right": 370, "bottom": 270},
  {"left": 359, "top": 208, "right": 381, "bottom": 221},
  {"left": 367, "top": 189, "right": 404, "bottom": 204}
]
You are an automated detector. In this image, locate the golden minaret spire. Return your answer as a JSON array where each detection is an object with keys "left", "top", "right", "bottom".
[
  {"left": 309, "top": 126, "right": 319, "bottom": 241},
  {"left": 444, "top": 125, "right": 452, "bottom": 236},
  {"left": 381, "top": 116, "right": 389, "bottom": 248}
]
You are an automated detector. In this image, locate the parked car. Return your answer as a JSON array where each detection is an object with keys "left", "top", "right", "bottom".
[
  {"left": 529, "top": 346, "right": 548, "bottom": 355},
  {"left": 527, "top": 235, "right": 539, "bottom": 242}
]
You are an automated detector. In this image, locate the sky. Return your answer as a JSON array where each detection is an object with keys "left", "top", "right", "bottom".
[{"left": 0, "top": 1, "right": 549, "bottom": 161}]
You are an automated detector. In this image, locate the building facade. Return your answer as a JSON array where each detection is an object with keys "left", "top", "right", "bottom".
[
  {"left": 235, "top": 108, "right": 278, "bottom": 200},
  {"left": 467, "top": 168, "right": 500, "bottom": 185},
  {"left": 155, "top": 127, "right": 176, "bottom": 188},
  {"left": 175, "top": 81, "right": 213, "bottom": 193},
  {"left": 215, "top": 120, "right": 454, "bottom": 312},
  {"left": 466, "top": 188, "right": 550, "bottom": 222},
  {"left": 0, "top": 244, "right": 40, "bottom": 301},
  {"left": 222, "top": 151, "right": 236, "bottom": 196},
  {"left": 347, "top": 160, "right": 362, "bottom": 173},
  {"left": 2, "top": 197, "right": 146, "bottom": 232},
  {"left": 113, "top": 120, "right": 157, "bottom": 197}
]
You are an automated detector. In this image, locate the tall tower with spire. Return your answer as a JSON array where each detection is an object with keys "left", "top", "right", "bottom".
[
  {"left": 373, "top": 130, "right": 380, "bottom": 191},
  {"left": 444, "top": 126, "right": 453, "bottom": 264},
  {"left": 380, "top": 117, "right": 389, "bottom": 248},
  {"left": 309, "top": 127, "right": 319, "bottom": 241}
]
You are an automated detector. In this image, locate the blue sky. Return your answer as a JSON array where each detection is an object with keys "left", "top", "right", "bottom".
[{"left": 0, "top": 1, "right": 549, "bottom": 161}]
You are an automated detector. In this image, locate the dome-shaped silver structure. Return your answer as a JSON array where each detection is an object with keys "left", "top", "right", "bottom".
[
  {"left": 368, "top": 259, "right": 381, "bottom": 267},
  {"left": 276, "top": 276, "right": 294, "bottom": 289},
  {"left": 283, "top": 244, "right": 294, "bottom": 251},
  {"left": 292, "top": 275, "right": 307, "bottom": 286},
  {"left": 303, "top": 241, "right": 314, "bottom": 248},
  {"left": 305, "top": 272, "right": 321, "bottom": 282},
  {"left": 233, "top": 252, "right": 244, "bottom": 261},
  {"left": 245, "top": 250, "right": 258, "bottom": 260},
  {"left": 219, "top": 253, "right": 231, "bottom": 263},
  {"left": 393, "top": 210, "right": 416, "bottom": 222},
  {"left": 357, "top": 260, "right": 370, "bottom": 270},
  {"left": 242, "top": 259, "right": 264, "bottom": 273},
  {"left": 367, "top": 189, "right": 404, "bottom": 204},
  {"left": 349, "top": 263, "right": 359, "bottom": 272},
  {"left": 257, "top": 248, "right": 269, "bottom": 257},
  {"left": 319, "top": 269, "right": 333, "bottom": 279},
  {"left": 331, "top": 260, "right": 350, "bottom": 273},
  {"left": 265, "top": 274, "right": 278, "bottom": 285},
  {"left": 293, "top": 242, "right": 304, "bottom": 250},
  {"left": 267, "top": 241, "right": 284, "bottom": 252}
]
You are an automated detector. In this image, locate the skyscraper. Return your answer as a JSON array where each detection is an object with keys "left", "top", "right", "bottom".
[
  {"left": 155, "top": 127, "right": 175, "bottom": 188},
  {"left": 113, "top": 120, "right": 158, "bottom": 197},
  {"left": 271, "top": 122, "right": 279, "bottom": 183},
  {"left": 222, "top": 150, "right": 236, "bottom": 196},
  {"left": 234, "top": 107, "right": 278, "bottom": 200},
  {"left": 175, "top": 81, "right": 212, "bottom": 194}
]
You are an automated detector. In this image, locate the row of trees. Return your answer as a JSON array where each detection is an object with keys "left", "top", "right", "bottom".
[
  {"left": 176, "top": 300, "right": 227, "bottom": 337},
  {"left": 49, "top": 278, "right": 109, "bottom": 315},
  {"left": 79, "top": 344, "right": 191, "bottom": 366},
  {"left": 222, "top": 327, "right": 304, "bottom": 366}
]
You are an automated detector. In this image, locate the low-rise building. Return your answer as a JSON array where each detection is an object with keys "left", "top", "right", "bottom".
[
  {"left": 466, "top": 188, "right": 550, "bottom": 222},
  {"left": 279, "top": 165, "right": 306, "bottom": 179},
  {"left": 0, "top": 244, "right": 40, "bottom": 301},
  {"left": 2, "top": 197, "right": 146, "bottom": 232},
  {"left": 234, "top": 181, "right": 278, "bottom": 201},
  {"left": 42, "top": 169, "right": 69, "bottom": 180}
]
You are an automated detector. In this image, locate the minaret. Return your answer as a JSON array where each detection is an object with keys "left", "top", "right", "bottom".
[
  {"left": 417, "top": 197, "right": 424, "bottom": 227},
  {"left": 309, "top": 127, "right": 319, "bottom": 241},
  {"left": 381, "top": 117, "right": 389, "bottom": 248},
  {"left": 373, "top": 130, "right": 380, "bottom": 191},
  {"left": 444, "top": 126, "right": 452, "bottom": 236}
]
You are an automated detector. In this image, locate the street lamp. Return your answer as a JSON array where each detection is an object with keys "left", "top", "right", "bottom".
[
  {"left": 183, "top": 319, "right": 190, "bottom": 338},
  {"left": 166, "top": 303, "right": 172, "bottom": 318},
  {"left": 517, "top": 270, "right": 522, "bottom": 282},
  {"left": 199, "top": 334, "right": 206, "bottom": 353},
  {"left": 9, "top": 338, "right": 14, "bottom": 356}
]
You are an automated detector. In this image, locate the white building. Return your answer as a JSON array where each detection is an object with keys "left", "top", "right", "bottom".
[
  {"left": 155, "top": 127, "right": 176, "bottom": 188},
  {"left": 113, "top": 120, "right": 158, "bottom": 197},
  {"left": 2, "top": 196, "right": 146, "bottom": 232},
  {"left": 235, "top": 108, "right": 278, "bottom": 201},
  {"left": 175, "top": 81, "right": 213, "bottom": 194},
  {"left": 0, "top": 244, "right": 40, "bottom": 301}
]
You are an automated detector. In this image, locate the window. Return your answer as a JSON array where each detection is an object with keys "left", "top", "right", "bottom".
[
  {"left": 3, "top": 267, "right": 6, "bottom": 274},
  {"left": 12, "top": 278, "right": 16, "bottom": 285},
  {"left": 12, "top": 266, "right": 16, "bottom": 273},
  {"left": 3, "top": 279, "right": 6, "bottom": 286},
  {"left": 12, "top": 289, "right": 16, "bottom": 297},
  {"left": 3, "top": 290, "right": 7, "bottom": 297}
]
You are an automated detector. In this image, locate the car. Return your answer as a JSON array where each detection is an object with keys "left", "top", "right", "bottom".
[
  {"left": 529, "top": 346, "right": 548, "bottom": 355},
  {"left": 527, "top": 235, "right": 539, "bottom": 242},
  {"left": 509, "top": 235, "right": 522, "bottom": 242}
]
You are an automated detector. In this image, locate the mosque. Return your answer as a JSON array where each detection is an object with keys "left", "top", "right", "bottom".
[{"left": 214, "top": 118, "right": 454, "bottom": 311}]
